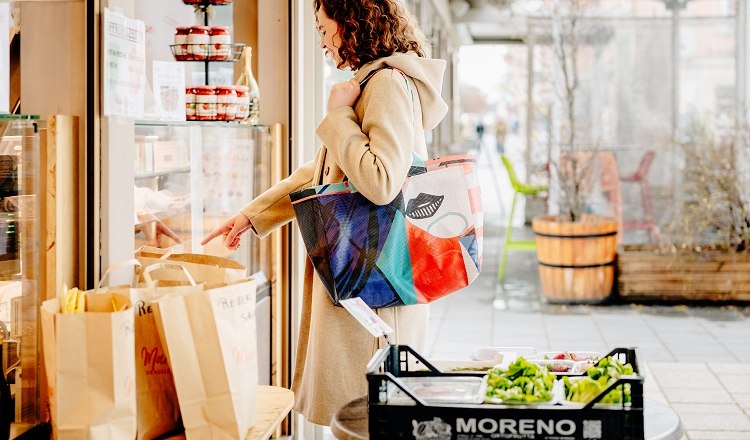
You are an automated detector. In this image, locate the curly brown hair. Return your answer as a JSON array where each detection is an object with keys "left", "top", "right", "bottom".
[{"left": 314, "top": 0, "right": 428, "bottom": 70}]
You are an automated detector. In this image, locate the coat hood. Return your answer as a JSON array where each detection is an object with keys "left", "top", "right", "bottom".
[{"left": 354, "top": 52, "right": 448, "bottom": 130}]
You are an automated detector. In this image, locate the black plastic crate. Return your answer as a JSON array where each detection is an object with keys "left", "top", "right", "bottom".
[{"left": 366, "top": 345, "right": 645, "bottom": 440}]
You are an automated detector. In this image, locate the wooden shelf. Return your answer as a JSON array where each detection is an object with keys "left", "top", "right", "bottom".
[
  {"left": 165, "top": 386, "right": 294, "bottom": 440},
  {"left": 248, "top": 386, "right": 294, "bottom": 440}
]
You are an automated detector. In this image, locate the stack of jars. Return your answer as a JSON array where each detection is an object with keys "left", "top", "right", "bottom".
[
  {"left": 186, "top": 85, "right": 251, "bottom": 122},
  {"left": 174, "top": 26, "right": 233, "bottom": 61}
]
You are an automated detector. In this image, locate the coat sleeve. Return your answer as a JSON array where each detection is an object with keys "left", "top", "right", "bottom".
[
  {"left": 239, "top": 158, "right": 316, "bottom": 239},
  {"left": 315, "top": 70, "right": 414, "bottom": 205}
]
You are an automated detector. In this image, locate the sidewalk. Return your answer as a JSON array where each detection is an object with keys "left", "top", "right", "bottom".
[{"left": 426, "top": 229, "right": 750, "bottom": 440}]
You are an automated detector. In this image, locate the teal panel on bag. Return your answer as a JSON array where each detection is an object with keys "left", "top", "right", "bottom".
[{"left": 376, "top": 211, "right": 417, "bottom": 305}]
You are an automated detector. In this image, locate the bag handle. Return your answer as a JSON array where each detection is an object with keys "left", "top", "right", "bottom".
[
  {"left": 95, "top": 259, "right": 143, "bottom": 292},
  {"left": 142, "top": 263, "right": 197, "bottom": 287},
  {"left": 158, "top": 248, "right": 175, "bottom": 259}
]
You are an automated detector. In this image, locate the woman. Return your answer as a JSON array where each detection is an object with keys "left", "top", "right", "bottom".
[{"left": 202, "top": 0, "right": 448, "bottom": 425}]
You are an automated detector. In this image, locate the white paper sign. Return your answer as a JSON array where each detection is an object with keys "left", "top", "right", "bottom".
[
  {"left": 0, "top": 3, "right": 10, "bottom": 114},
  {"left": 340, "top": 297, "right": 394, "bottom": 340},
  {"left": 152, "top": 61, "right": 186, "bottom": 121},
  {"left": 103, "top": 8, "right": 146, "bottom": 118}
]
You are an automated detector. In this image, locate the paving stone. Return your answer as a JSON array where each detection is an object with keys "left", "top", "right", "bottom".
[
  {"left": 718, "top": 375, "right": 750, "bottom": 394},
  {"left": 649, "top": 370, "right": 722, "bottom": 389},
  {"left": 676, "top": 412, "right": 750, "bottom": 431},
  {"left": 649, "top": 362, "right": 711, "bottom": 372},
  {"left": 672, "top": 354, "right": 737, "bottom": 363},
  {"left": 732, "top": 393, "right": 750, "bottom": 411},
  {"left": 671, "top": 403, "right": 745, "bottom": 416},
  {"left": 490, "top": 336, "right": 549, "bottom": 348},
  {"left": 708, "top": 363, "right": 750, "bottom": 375},
  {"left": 637, "top": 350, "right": 676, "bottom": 363},
  {"left": 687, "top": 430, "right": 750, "bottom": 439},
  {"left": 662, "top": 388, "right": 731, "bottom": 403},
  {"left": 661, "top": 344, "right": 729, "bottom": 355}
]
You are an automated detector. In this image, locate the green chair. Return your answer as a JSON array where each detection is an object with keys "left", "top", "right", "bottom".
[{"left": 498, "top": 154, "right": 548, "bottom": 283}]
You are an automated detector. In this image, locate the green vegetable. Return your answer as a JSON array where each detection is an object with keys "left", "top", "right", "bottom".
[
  {"left": 485, "top": 357, "right": 555, "bottom": 403},
  {"left": 565, "top": 356, "right": 635, "bottom": 404}
]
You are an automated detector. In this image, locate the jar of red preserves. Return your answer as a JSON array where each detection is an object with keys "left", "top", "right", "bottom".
[
  {"left": 209, "top": 26, "right": 231, "bottom": 61},
  {"left": 188, "top": 26, "right": 211, "bottom": 61},
  {"left": 194, "top": 85, "right": 217, "bottom": 120}
]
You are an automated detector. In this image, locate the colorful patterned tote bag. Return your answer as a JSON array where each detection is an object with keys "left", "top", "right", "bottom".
[{"left": 290, "top": 153, "right": 483, "bottom": 308}]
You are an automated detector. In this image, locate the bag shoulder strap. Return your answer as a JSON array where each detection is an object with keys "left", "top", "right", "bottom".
[{"left": 359, "top": 67, "right": 414, "bottom": 100}]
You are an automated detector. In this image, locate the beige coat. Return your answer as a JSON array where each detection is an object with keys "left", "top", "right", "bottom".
[{"left": 240, "top": 52, "right": 448, "bottom": 426}]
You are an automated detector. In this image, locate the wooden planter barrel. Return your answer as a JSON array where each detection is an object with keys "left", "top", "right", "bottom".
[
  {"left": 618, "top": 245, "right": 750, "bottom": 301},
  {"left": 532, "top": 214, "right": 618, "bottom": 303}
]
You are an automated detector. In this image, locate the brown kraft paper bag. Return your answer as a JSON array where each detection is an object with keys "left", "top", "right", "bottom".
[
  {"left": 41, "top": 270, "right": 137, "bottom": 440},
  {"left": 135, "top": 247, "right": 246, "bottom": 285},
  {"left": 152, "top": 278, "right": 259, "bottom": 440},
  {"left": 129, "top": 264, "right": 204, "bottom": 440}
]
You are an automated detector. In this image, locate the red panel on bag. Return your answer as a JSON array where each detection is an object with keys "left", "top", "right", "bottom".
[{"left": 406, "top": 222, "right": 469, "bottom": 303}]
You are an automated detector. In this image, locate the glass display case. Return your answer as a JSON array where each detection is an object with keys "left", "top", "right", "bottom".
[
  {"left": 0, "top": 115, "right": 41, "bottom": 437},
  {"left": 133, "top": 121, "right": 272, "bottom": 277},
  {"left": 132, "top": 121, "right": 275, "bottom": 384}
]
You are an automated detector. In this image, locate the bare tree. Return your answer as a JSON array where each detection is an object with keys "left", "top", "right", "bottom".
[{"left": 550, "top": 0, "right": 597, "bottom": 222}]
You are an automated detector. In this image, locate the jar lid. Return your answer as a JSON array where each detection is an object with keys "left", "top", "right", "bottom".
[
  {"left": 210, "top": 26, "right": 230, "bottom": 34},
  {"left": 190, "top": 26, "right": 211, "bottom": 32},
  {"left": 176, "top": 26, "right": 191, "bottom": 33},
  {"left": 216, "top": 85, "right": 236, "bottom": 92},
  {"left": 193, "top": 85, "right": 216, "bottom": 93}
]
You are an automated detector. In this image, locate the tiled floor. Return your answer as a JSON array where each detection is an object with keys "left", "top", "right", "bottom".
[{"left": 423, "top": 146, "right": 750, "bottom": 439}]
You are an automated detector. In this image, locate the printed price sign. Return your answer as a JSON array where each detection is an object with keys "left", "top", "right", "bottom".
[
  {"left": 103, "top": 8, "right": 146, "bottom": 118},
  {"left": 340, "top": 297, "right": 394, "bottom": 340}
]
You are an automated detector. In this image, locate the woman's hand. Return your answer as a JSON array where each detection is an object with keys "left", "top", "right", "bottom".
[
  {"left": 327, "top": 78, "right": 361, "bottom": 113},
  {"left": 201, "top": 212, "right": 252, "bottom": 250}
]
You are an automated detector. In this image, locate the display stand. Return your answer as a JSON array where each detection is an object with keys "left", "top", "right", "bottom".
[
  {"left": 331, "top": 396, "right": 684, "bottom": 440},
  {"left": 170, "top": 0, "right": 245, "bottom": 85},
  {"left": 356, "top": 345, "right": 682, "bottom": 440}
]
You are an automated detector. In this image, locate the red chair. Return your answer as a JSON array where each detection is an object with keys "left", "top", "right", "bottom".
[{"left": 621, "top": 150, "right": 659, "bottom": 243}]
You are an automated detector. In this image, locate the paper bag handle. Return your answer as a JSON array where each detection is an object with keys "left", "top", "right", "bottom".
[
  {"left": 158, "top": 248, "right": 174, "bottom": 259},
  {"left": 95, "top": 258, "right": 143, "bottom": 292},
  {"left": 142, "top": 263, "right": 197, "bottom": 287}
]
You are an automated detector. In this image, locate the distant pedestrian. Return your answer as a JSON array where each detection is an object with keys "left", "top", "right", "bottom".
[
  {"left": 476, "top": 122, "right": 485, "bottom": 149},
  {"left": 495, "top": 119, "right": 508, "bottom": 154}
]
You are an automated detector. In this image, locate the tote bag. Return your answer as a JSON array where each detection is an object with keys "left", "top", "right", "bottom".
[{"left": 291, "top": 148, "right": 482, "bottom": 308}]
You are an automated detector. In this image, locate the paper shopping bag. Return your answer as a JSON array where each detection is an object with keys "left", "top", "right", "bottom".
[
  {"left": 135, "top": 247, "right": 246, "bottom": 285},
  {"left": 129, "top": 264, "right": 203, "bottom": 440},
  {"left": 153, "top": 278, "right": 258, "bottom": 440},
  {"left": 41, "top": 293, "right": 136, "bottom": 440}
]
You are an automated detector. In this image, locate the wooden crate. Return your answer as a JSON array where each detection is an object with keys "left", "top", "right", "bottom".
[{"left": 617, "top": 245, "right": 750, "bottom": 301}]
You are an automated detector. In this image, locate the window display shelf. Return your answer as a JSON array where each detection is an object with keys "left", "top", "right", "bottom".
[
  {"left": 169, "top": 43, "right": 245, "bottom": 62},
  {"left": 135, "top": 166, "right": 191, "bottom": 180},
  {"left": 135, "top": 120, "right": 267, "bottom": 129},
  {"left": 132, "top": 122, "right": 272, "bottom": 276}
]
